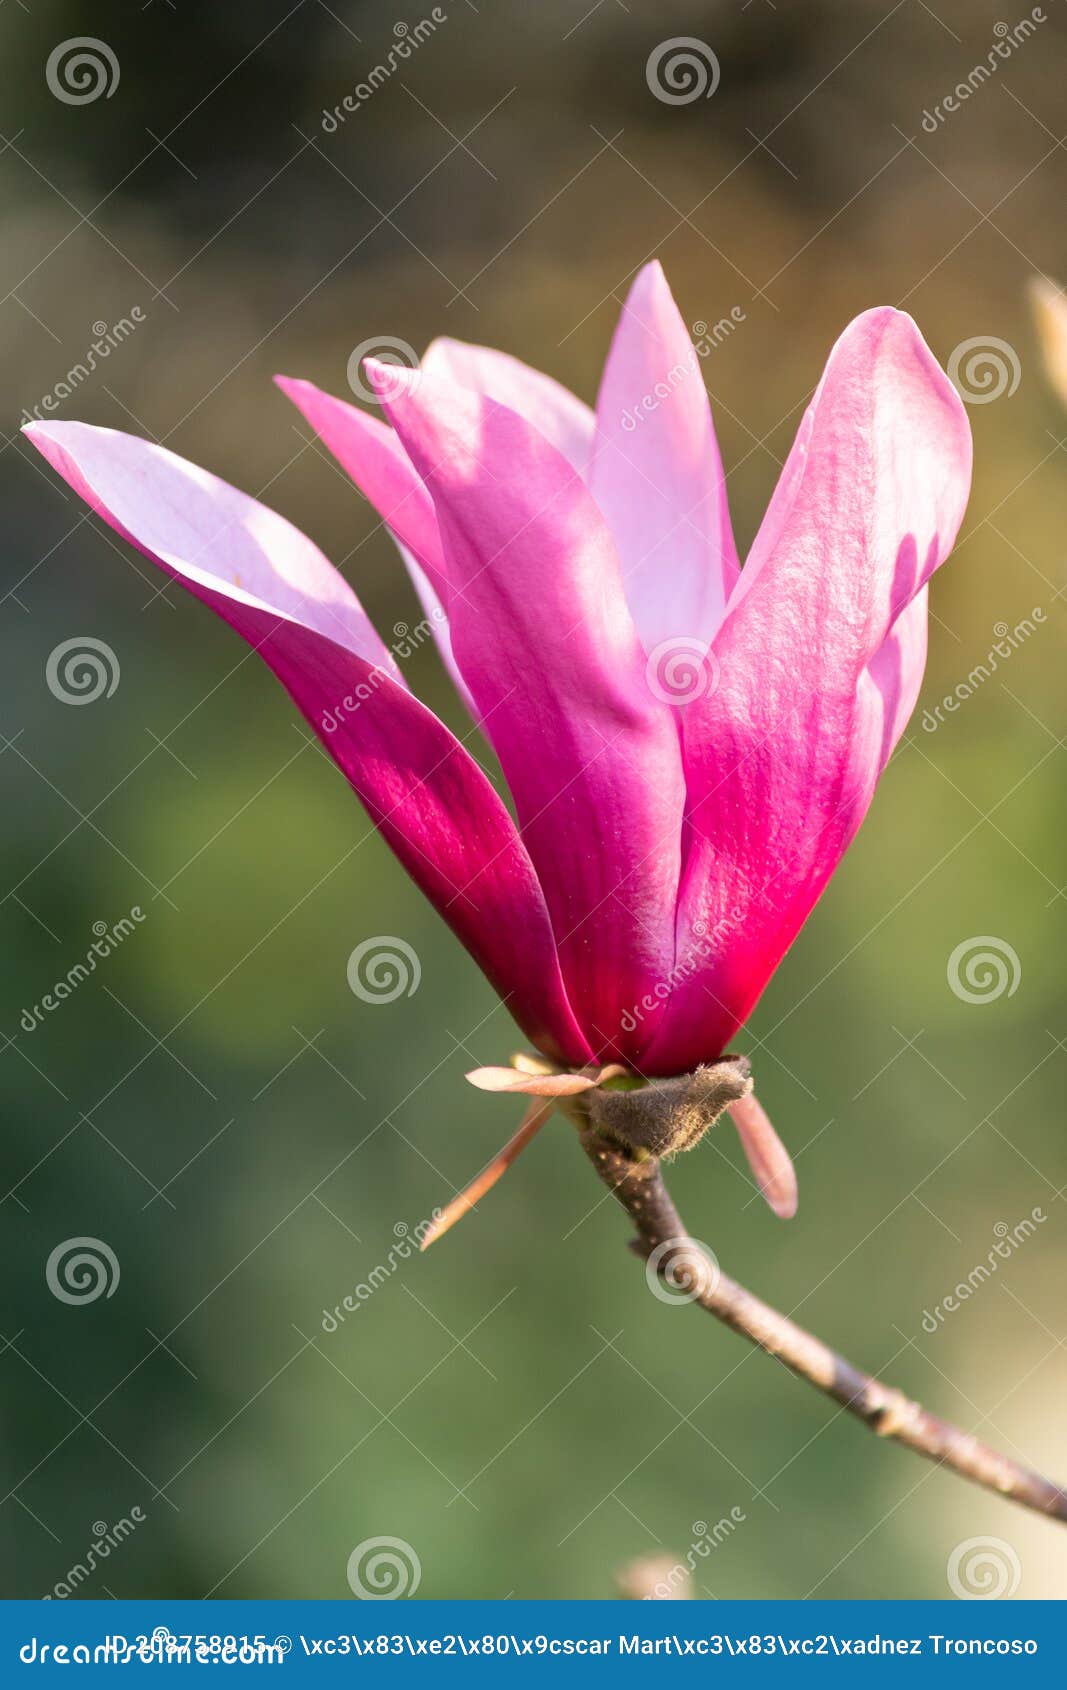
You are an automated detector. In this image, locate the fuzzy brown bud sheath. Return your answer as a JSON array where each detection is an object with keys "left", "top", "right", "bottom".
[
  {"left": 587, "top": 1056, "right": 752, "bottom": 1157},
  {"left": 577, "top": 1106, "right": 1067, "bottom": 1527}
]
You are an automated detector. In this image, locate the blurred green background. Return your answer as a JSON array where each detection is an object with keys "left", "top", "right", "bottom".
[{"left": 2, "top": 0, "right": 1066, "bottom": 1601}]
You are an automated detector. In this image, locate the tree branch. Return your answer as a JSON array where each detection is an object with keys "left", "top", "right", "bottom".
[{"left": 579, "top": 1123, "right": 1067, "bottom": 1525}]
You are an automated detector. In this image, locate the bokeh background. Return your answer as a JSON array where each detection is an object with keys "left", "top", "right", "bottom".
[{"left": 2, "top": 0, "right": 1066, "bottom": 1601}]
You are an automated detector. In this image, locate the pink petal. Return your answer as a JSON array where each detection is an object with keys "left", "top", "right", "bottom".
[
  {"left": 465, "top": 1067, "right": 597, "bottom": 1096},
  {"left": 422, "top": 338, "right": 595, "bottom": 475},
  {"left": 275, "top": 375, "right": 479, "bottom": 717},
  {"left": 646, "top": 308, "right": 972, "bottom": 1075},
  {"left": 275, "top": 376, "right": 444, "bottom": 590},
  {"left": 867, "top": 586, "right": 928, "bottom": 769},
  {"left": 364, "top": 359, "right": 687, "bottom": 1065},
  {"left": 589, "top": 262, "right": 739, "bottom": 654},
  {"left": 392, "top": 538, "right": 479, "bottom": 723},
  {"left": 24, "top": 420, "right": 593, "bottom": 1068},
  {"left": 727, "top": 1094, "right": 797, "bottom": 1220}
]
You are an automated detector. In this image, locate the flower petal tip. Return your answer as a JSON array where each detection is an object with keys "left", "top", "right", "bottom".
[
  {"left": 363, "top": 356, "right": 420, "bottom": 403},
  {"left": 634, "top": 256, "right": 666, "bottom": 288},
  {"left": 21, "top": 419, "right": 72, "bottom": 473},
  {"left": 727, "top": 1093, "right": 799, "bottom": 1223},
  {"left": 465, "top": 1066, "right": 518, "bottom": 1091},
  {"left": 1028, "top": 274, "right": 1065, "bottom": 313},
  {"left": 765, "top": 1181, "right": 799, "bottom": 1222},
  {"left": 465, "top": 1065, "right": 596, "bottom": 1097}
]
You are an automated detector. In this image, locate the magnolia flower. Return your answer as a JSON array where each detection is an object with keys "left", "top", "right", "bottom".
[{"left": 24, "top": 263, "right": 971, "bottom": 1224}]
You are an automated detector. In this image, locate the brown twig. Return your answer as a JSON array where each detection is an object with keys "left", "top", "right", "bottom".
[{"left": 579, "top": 1122, "right": 1067, "bottom": 1525}]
